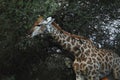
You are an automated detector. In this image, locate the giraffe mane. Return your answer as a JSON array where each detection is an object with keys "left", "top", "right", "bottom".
[
  {"left": 52, "top": 22, "right": 92, "bottom": 43},
  {"left": 52, "top": 22, "right": 62, "bottom": 30}
]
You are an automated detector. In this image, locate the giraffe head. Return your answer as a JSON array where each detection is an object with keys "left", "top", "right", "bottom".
[{"left": 29, "top": 16, "right": 55, "bottom": 37}]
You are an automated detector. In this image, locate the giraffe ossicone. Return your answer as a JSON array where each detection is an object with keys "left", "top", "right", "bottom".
[{"left": 29, "top": 16, "right": 120, "bottom": 80}]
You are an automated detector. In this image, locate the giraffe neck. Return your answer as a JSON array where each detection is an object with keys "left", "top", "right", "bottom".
[{"left": 49, "top": 22, "right": 95, "bottom": 57}]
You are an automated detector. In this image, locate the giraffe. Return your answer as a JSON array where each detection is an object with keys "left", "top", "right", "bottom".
[
  {"left": 113, "top": 57, "right": 120, "bottom": 79},
  {"left": 28, "top": 16, "right": 120, "bottom": 80}
]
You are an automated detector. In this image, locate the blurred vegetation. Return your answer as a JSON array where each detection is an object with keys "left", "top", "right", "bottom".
[{"left": 0, "top": 0, "right": 120, "bottom": 80}]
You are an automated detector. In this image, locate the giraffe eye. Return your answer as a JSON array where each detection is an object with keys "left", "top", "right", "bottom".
[{"left": 36, "top": 24, "right": 42, "bottom": 27}]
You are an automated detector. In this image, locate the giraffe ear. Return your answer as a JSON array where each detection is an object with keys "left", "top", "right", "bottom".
[
  {"left": 47, "top": 17, "right": 52, "bottom": 22},
  {"left": 46, "top": 17, "right": 55, "bottom": 24}
]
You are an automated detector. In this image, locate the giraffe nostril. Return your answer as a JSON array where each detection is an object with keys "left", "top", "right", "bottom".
[
  {"left": 26, "top": 34, "right": 31, "bottom": 38},
  {"left": 26, "top": 29, "right": 33, "bottom": 38},
  {"left": 26, "top": 31, "right": 32, "bottom": 38}
]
